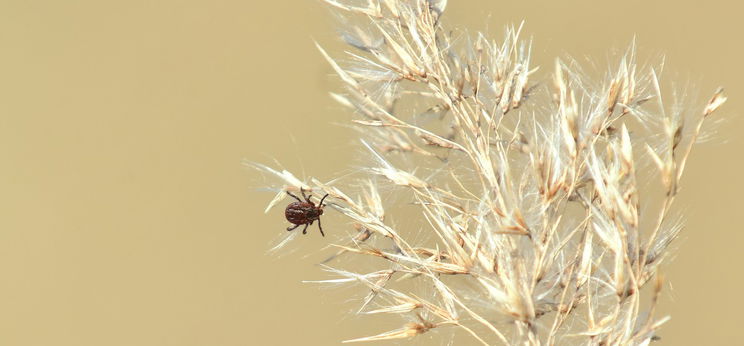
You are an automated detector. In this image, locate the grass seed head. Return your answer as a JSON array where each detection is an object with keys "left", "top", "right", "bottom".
[{"left": 254, "top": 0, "right": 727, "bottom": 344}]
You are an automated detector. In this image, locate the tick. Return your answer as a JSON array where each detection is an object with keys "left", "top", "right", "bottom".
[{"left": 285, "top": 188, "right": 329, "bottom": 237}]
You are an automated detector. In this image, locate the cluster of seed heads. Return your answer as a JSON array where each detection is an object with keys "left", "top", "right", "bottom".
[{"left": 249, "top": 0, "right": 726, "bottom": 344}]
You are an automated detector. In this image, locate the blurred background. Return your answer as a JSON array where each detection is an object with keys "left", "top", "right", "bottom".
[{"left": 0, "top": 0, "right": 740, "bottom": 345}]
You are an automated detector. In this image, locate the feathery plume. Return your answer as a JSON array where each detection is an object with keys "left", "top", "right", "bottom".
[{"left": 252, "top": 1, "right": 726, "bottom": 344}]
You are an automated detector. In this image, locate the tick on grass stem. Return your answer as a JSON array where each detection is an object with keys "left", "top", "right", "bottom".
[{"left": 284, "top": 188, "right": 329, "bottom": 237}]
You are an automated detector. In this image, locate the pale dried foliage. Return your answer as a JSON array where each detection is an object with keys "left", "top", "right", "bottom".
[{"left": 250, "top": 0, "right": 726, "bottom": 344}]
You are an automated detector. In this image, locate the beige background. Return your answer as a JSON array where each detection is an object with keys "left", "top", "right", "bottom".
[{"left": 0, "top": 0, "right": 741, "bottom": 345}]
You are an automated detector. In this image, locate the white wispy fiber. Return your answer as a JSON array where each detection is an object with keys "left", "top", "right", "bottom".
[{"left": 251, "top": 0, "right": 726, "bottom": 344}]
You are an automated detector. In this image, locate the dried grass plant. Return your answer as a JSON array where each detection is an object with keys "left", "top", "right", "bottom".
[{"left": 249, "top": 0, "right": 726, "bottom": 344}]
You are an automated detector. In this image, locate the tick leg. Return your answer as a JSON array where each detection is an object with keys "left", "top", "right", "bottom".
[
  {"left": 286, "top": 191, "right": 302, "bottom": 203},
  {"left": 287, "top": 224, "right": 300, "bottom": 232},
  {"left": 318, "top": 193, "right": 329, "bottom": 207},
  {"left": 302, "top": 223, "right": 309, "bottom": 235},
  {"left": 300, "top": 187, "right": 313, "bottom": 203},
  {"left": 317, "top": 218, "right": 325, "bottom": 237}
]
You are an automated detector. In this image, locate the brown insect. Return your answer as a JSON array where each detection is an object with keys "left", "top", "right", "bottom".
[{"left": 285, "top": 188, "right": 329, "bottom": 237}]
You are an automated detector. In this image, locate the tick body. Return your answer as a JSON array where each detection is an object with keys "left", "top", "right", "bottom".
[{"left": 284, "top": 188, "right": 328, "bottom": 237}]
